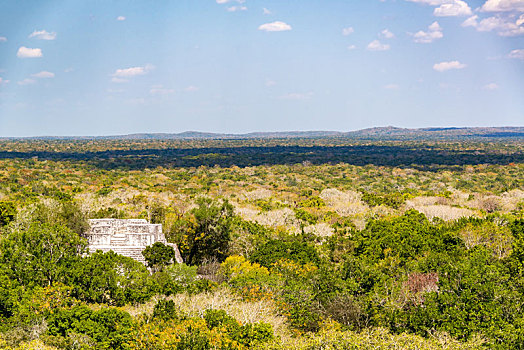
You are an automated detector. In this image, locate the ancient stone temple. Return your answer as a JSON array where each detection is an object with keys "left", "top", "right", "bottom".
[{"left": 86, "top": 218, "right": 182, "bottom": 265}]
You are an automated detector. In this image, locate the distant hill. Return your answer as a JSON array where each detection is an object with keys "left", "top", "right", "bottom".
[
  {"left": 343, "top": 126, "right": 524, "bottom": 140},
  {"left": 103, "top": 130, "right": 344, "bottom": 140},
  {"left": 3, "top": 127, "right": 523, "bottom": 140}
]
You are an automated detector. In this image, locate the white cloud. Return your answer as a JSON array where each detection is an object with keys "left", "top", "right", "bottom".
[
  {"left": 279, "top": 92, "right": 313, "bottom": 100},
  {"left": 342, "top": 27, "right": 354, "bottom": 36},
  {"left": 216, "top": 0, "right": 246, "bottom": 5},
  {"left": 258, "top": 21, "right": 292, "bottom": 32},
  {"left": 0, "top": 36, "right": 6, "bottom": 42},
  {"left": 0, "top": 77, "right": 8, "bottom": 84},
  {"left": 18, "top": 78, "right": 36, "bottom": 86},
  {"left": 483, "top": 83, "right": 499, "bottom": 90},
  {"left": 265, "top": 79, "right": 277, "bottom": 87},
  {"left": 347, "top": 45, "right": 357, "bottom": 50},
  {"left": 464, "top": 15, "right": 524, "bottom": 36},
  {"left": 112, "top": 64, "right": 154, "bottom": 78},
  {"left": 367, "top": 40, "right": 390, "bottom": 51},
  {"left": 517, "top": 14, "right": 524, "bottom": 26},
  {"left": 509, "top": 48, "right": 524, "bottom": 59},
  {"left": 263, "top": 8, "right": 271, "bottom": 15},
  {"left": 117, "top": 16, "right": 126, "bottom": 21},
  {"left": 28, "top": 30, "right": 56, "bottom": 40},
  {"left": 481, "top": 0, "right": 524, "bottom": 12},
  {"left": 380, "top": 29, "right": 395, "bottom": 38},
  {"left": 412, "top": 21, "right": 444, "bottom": 43},
  {"left": 434, "top": 0, "right": 472, "bottom": 16},
  {"left": 462, "top": 15, "right": 478, "bottom": 27},
  {"left": 407, "top": 0, "right": 473, "bottom": 17},
  {"left": 31, "top": 71, "right": 55, "bottom": 78},
  {"left": 433, "top": 60, "right": 467, "bottom": 71},
  {"left": 227, "top": 5, "right": 247, "bottom": 11},
  {"left": 17, "top": 46, "right": 42, "bottom": 58}
]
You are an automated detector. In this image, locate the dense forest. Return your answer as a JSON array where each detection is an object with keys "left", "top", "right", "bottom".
[{"left": 0, "top": 137, "right": 523, "bottom": 349}]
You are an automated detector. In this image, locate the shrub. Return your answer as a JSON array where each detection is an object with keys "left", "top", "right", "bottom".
[
  {"left": 70, "top": 251, "right": 155, "bottom": 306},
  {"left": 153, "top": 300, "right": 184, "bottom": 322},
  {"left": 250, "top": 240, "right": 321, "bottom": 268},
  {"left": 142, "top": 242, "right": 176, "bottom": 272},
  {"left": 46, "top": 305, "right": 134, "bottom": 350}
]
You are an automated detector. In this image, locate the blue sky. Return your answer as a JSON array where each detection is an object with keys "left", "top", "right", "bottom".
[{"left": 0, "top": 0, "right": 523, "bottom": 136}]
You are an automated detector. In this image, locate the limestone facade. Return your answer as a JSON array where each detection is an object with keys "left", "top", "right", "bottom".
[{"left": 86, "top": 218, "right": 182, "bottom": 264}]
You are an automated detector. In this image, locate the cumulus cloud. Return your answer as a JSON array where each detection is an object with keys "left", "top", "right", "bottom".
[
  {"left": 347, "top": 45, "right": 357, "bottom": 50},
  {"left": 412, "top": 21, "right": 444, "bottom": 43},
  {"left": 17, "top": 46, "right": 42, "bottom": 58},
  {"left": 463, "top": 15, "right": 524, "bottom": 36},
  {"left": 0, "top": 77, "right": 8, "bottom": 84},
  {"left": 0, "top": 36, "right": 6, "bottom": 42},
  {"left": 380, "top": 29, "right": 395, "bottom": 38},
  {"left": 407, "top": 0, "right": 472, "bottom": 17},
  {"left": 31, "top": 71, "right": 55, "bottom": 78},
  {"left": 462, "top": 15, "right": 479, "bottom": 27},
  {"left": 28, "top": 30, "right": 56, "bottom": 40},
  {"left": 509, "top": 48, "right": 524, "bottom": 59},
  {"left": 18, "top": 78, "right": 36, "bottom": 86},
  {"left": 117, "top": 16, "right": 126, "bottom": 21},
  {"left": 367, "top": 40, "right": 390, "bottom": 51},
  {"left": 112, "top": 64, "right": 154, "bottom": 79},
  {"left": 216, "top": 0, "right": 247, "bottom": 10},
  {"left": 342, "top": 27, "right": 354, "bottom": 36},
  {"left": 434, "top": 0, "right": 472, "bottom": 16},
  {"left": 258, "top": 21, "right": 292, "bottom": 32},
  {"left": 433, "top": 60, "right": 467, "bottom": 71},
  {"left": 227, "top": 5, "right": 247, "bottom": 11},
  {"left": 481, "top": 0, "right": 524, "bottom": 12},
  {"left": 263, "top": 8, "right": 271, "bottom": 15}
]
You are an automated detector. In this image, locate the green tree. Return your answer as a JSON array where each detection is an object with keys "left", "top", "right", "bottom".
[
  {"left": 183, "top": 197, "right": 235, "bottom": 265},
  {"left": 0, "top": 201, "right": 16, "bottom": 228},
  {"left": 142, "top": 242, "right": 176, "bottom": 272},
  {"left": 0, "top": 222, "right": 86, "bottom": 287},
  {"left": 46, "top": 305, "right": 134, "bottom": 350},
  {"left": 70, "top": 251, "right": 155, "bottom": 306}
]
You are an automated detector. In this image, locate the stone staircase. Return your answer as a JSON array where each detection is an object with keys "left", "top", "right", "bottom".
[{"left": 95, "top": 246, "right": 147, "bottom": 265}]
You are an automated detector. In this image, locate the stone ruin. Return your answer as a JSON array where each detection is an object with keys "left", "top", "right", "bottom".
[{"left": 86, "top": 218, "right": 182, "bottom": 265}]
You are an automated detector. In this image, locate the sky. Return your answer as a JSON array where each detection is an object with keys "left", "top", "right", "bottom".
[{"left": 0, "top": 0, "right": 523, "bottom": 137}]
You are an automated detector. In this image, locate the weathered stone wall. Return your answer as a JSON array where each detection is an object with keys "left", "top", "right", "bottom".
[{"left": 86, "top": 218, "right": 182, "bottom": 264}]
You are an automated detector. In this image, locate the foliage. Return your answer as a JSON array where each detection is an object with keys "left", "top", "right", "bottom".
[
  {"left": 70, "top": 251, "right": 155, "bottom": 306},
  {"left": 152, "top": 263, "right": 210, "bottom": 296},
  {"left": 0, "top": 201, "right": 16, "bottom": 228},
  {"left": 142, "top": 242, "right": 176, "bottom": 271},
  {"left": 177, "top": 197, "right": 235, "bottom": 265},
  {"left": 250, "top": 239, "right": 320, "bottom": 268},
  {"left": 46, "top": 305, "right": 134, "bottom": 350},
  {"left": 0, "top": 222, "right": 86, "bottom": 288},
  {"left": 0, "top": 138, "right": 523, "bottom": 349}
]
